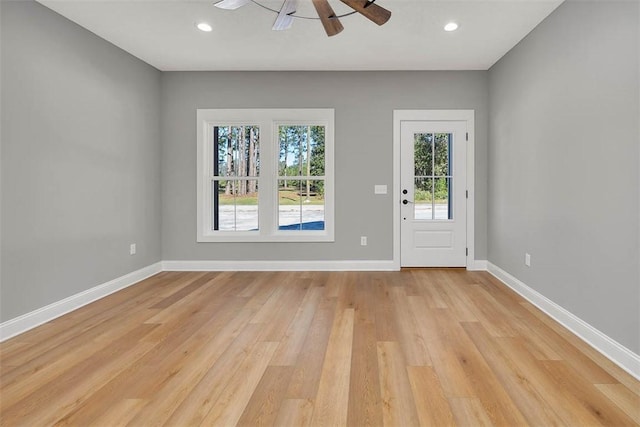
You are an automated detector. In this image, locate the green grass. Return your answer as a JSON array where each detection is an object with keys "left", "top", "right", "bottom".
[
  {"left": 218, "top": 190, "right": 325, "bottom": 206},
  {"left": 219, "top": 195, "right": 258, "bottom": 205},
  {"left": 415, "top": 199, "right": 449, "bottom": 204},
  {"left": 278, "top": 189, "right": 325, "bottom": 205}
]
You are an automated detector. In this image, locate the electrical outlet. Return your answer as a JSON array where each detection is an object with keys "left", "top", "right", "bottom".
[
  {"left": 360, "top": 236, "right": 367, "bottom": 246},
  {"left": 130, "top": 243, "right": 137, "bottom": 255},
  {"left": 525, "top": 253, "right": 531, "bottom": 267}
]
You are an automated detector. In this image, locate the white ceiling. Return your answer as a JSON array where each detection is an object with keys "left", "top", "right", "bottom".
[{"left": 37, "top": 0, "right": 563, "bottom": 71}]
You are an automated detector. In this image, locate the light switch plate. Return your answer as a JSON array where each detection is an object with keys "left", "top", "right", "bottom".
[{"left": 374, "top": 185, "right": 387, "bottom": 195}]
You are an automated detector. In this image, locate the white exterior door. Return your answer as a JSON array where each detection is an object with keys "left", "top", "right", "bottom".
[{"left": 400, "top": 120, "right": 467, "bottom": 267}]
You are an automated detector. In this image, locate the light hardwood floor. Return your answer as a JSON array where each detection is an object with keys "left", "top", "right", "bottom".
[{"left": 1, "top": 269, "right": 638, "bottom": 426}]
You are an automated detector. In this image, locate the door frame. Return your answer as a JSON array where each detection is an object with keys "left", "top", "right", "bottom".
[{"left": 393, "top": 110, "right": 475, "bottom": 270}]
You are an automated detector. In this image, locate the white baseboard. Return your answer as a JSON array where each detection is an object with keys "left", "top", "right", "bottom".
[
  {"left": 468, "top": 259, "right": 488, "bottom": 271},
  {"left": 162, "top": 259, "right": 489, "bottom": 272},
  {"left": 0, "top": 262, "right": 163, "bottom": 342},
  {"left": 487, "top": 262, "right": 640, "bottom": 380},
  {"left": 162, "top": 259, "right": 398, "bottom": 271}
]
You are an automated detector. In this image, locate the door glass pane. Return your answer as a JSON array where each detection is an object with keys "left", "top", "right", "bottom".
[
  {"left": 213, "top": 179, "right": 258, "bottom": 231},
  {"left": 434, "top": 133, "right": 450, "bottom": 177},
  {"left": 414, "top": 178, "right": 433, "bottom": 220},
  {"left": 434, "top": 177, "right": 452, "bottom": 220},
  {"left": 414, "top": 133, "right": 433, "bottom": 176},
  {"left": 412, "top": 131, "right": 454, "bottom": 221}
]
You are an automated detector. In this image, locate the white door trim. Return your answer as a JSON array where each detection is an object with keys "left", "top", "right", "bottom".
[{"left": 393, "top": 110, "right": 475, "bottom": 270}]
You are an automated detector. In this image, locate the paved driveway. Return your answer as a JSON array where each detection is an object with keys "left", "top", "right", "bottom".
[{"left": 218, "top": 205, "right": 325, "bottom": 231}]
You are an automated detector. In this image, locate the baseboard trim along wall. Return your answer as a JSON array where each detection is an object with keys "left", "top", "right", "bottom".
[
  {"left": 161, "top": 260, "right": 398, "bottom": 271},
  {"left": 487, "top": 262, "right": 640, "bottom": 380},
  {"left": 468, "top": 260, "right": 488, "bottom": 271},
  {"left": 0, "top": 262, "right": 163, "bottom": 342}
]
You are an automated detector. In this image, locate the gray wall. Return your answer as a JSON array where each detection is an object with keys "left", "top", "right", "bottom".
[
  {"left": 0, "top": 1, "right": 162, "bottom": 321},
  {"left": 488, "top": 1, "right": 639, "bottom": 352},
  {"left": 161, "top": 71, "right": 488, "bottom": 261}
]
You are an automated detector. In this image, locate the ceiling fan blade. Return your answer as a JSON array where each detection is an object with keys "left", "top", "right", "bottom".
[
  {"left": 312, "top": 0, "right": 344, "bottom": 37},
  {"left": 273, "top": 0, "right": 297, "bottom": 31},
  {"left": 340, "top": 0, "right": 391, "bottom": 26},
  {"left": 214, "top": 0, "right": 251, "bottom": 10}
]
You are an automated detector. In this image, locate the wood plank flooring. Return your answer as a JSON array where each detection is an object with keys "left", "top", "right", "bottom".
[{"left": 1, "top": 269, "right": 638, "bottom": 426}]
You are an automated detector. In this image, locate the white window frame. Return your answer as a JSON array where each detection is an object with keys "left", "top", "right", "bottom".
[{"left": 196, "top": 108, "right": 335, "bottom": 243}]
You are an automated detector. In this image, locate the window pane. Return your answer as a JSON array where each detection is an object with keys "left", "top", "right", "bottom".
[
  {"left": 434, "top": 177, "right": 452, "bottom": 220},
  {"left": 279, "top": 125, "right": 325, "bottom": 177},
  {"left": 434, "top": 133, "right": 450, "bottom": 177},
  {"left": 215, "top": 126, "right": 229, "bottom": 176},
  {"left": 414, "top": 178, "right": 433, "bottom": 220},
  {"left": 301, "top": 205, "right": 324, "bottom": 230},
  {"left": 213, "top": 179, "right": 258, "bottom": 231},
  {"left": 278, "top": 181, "right": 302, "bottom": 230},
  {"left": 216, "top": 179, "right": 236, "bottom": 231},
  {"left": 279, "top": 125, "right": 305, "bottom": 177},
  {"left": 414, "top": 133, "right": 433, "bottom": 176},
  {"left": 278, "top": 180, "right": 325, "bottom": 230},
  {"left": 309, "top": 125, "right": 325, "bottom": 176},
  {"left": 247, "top": 127, "right": 260, "bottom": 177},
  {"left": 215, "top": 125, "right": 259, "bottom": 177},
  {"left": 302, "top": 179, "right": 325, "bottom": 230}
]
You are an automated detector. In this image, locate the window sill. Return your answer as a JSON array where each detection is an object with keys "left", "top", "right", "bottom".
[{"left": 196, "top": 233, "right": 335, "bottom": 243}]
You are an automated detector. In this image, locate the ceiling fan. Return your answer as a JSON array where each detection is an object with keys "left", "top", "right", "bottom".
[{"left": 214, "top": 0, "right": 392, "bottom": 37}]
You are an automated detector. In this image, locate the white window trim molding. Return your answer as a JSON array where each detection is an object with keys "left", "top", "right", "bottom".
[
  {"left": 196, "top": 108, "right": 335, "bottom": 243},
  {"left": 392, "top": 109, "right": 476, "bottom": 270}
]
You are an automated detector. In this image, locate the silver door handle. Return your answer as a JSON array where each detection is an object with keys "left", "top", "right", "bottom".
[{"left": 402, "top": 199, "right": 413, "bottom": 205}]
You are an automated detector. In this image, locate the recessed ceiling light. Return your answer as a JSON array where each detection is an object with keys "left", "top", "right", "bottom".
[
  {"left": 444, "top": 22, "right": 459, "bottom": 32},
  {"left": 196, "top": 22, "right": 213, "bottom": 32}
]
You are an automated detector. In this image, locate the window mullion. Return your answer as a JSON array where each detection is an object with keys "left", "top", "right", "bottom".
[{"left": 255, "top": 120, "right": 272, "bottom": 237}]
